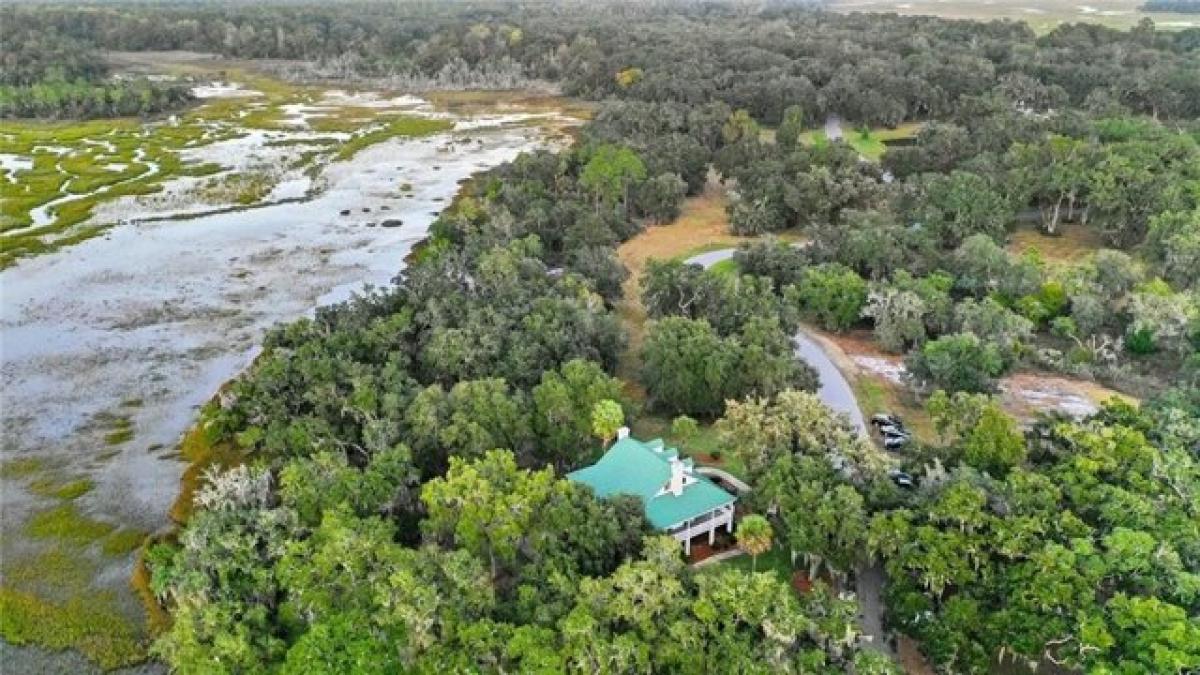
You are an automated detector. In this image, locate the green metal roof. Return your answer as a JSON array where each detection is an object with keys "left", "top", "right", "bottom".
[{"left": 567, "top": 436, "right": 736, "bottom": 530}]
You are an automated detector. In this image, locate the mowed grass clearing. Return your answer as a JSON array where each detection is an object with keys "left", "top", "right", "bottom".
[{"left": 797, "top": 121, "right": 923, "bottom": 161}]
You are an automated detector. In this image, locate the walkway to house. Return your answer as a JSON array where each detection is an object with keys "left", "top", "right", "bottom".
[
  {"left": 693, "top": 465, "right": 751, "bottom": 493},
  {"left": 689, "top": 547, "right": 744, "bottom": 568}
]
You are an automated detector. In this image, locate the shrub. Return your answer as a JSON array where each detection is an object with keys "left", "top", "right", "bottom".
[
  {"left": 788, "top": 263, "right": 868, "bottom": 332},
  {"left": 1126, "top": 328, "right": 1157, "bottom": 354},
  {"left": 1051, "top": 316, "right": 1078, "bottom": 339},
  {"left": 906, "top": 333, "right": 1006, "bottom": 393}
]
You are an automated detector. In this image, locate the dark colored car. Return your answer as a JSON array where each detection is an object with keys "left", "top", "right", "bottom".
[{"left": 870, "top": 413, "right": 901, "bottom": 427}]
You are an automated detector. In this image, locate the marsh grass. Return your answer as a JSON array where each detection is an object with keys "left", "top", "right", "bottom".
[
  {"left": 0, "top": 70, "right": 462, "bottom": 267},
  {"left": 101, "top": 529, "right": 148, "bottom": 557},
  {"left": 170, "top": 422, "right": 245, "bottom": 524},
  {"left": 197, "top": 171, "right": 278, "bottom": 205},
  {"left": 1, "top": 495, "right": 149, "bottom": 667},
  {"left": 334, "top": 115, "right": 455, "bottom": 161},
  {"left": 29, "top": 477, "right": 95, "bottom": 500},
  {"left": 26, "top": 503, "right": 116, "bottom": 543},
  {"left": 0, "top": 587, "right": 145, "bottom": 669},
  {"left": 104, "top": 418, "right": 136, "bottom": 446},
  {"left": 0, "top": 457, "right": 45, "bottom": 479}
]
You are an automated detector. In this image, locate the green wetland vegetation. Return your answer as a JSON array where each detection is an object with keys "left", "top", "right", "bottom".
[
  {"left": 0, "top": 73, "right": 452, "bottom": 269},
  {"left": 1, "top": 1, "right": 1199, "bottom": 673}
]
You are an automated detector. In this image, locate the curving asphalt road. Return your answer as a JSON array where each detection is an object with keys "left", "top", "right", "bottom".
[
  {"left": 685, "top": 245, "right": 888, "bottom": 656},
  {"left": 684, "top": 247, "right": 868, "bottom": 437}
]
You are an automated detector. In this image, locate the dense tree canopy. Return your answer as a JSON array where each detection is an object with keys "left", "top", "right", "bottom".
[
  {"left": 123, "top": 2, "right": 1200, "bottom": 673},
  {"left": 0, "top": 27, "right": 192, "bottom": 118}
]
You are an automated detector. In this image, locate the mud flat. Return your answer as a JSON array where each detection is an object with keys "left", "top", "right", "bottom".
[{"left": 0, "top": 100, "right": 573, "bottom": 671}]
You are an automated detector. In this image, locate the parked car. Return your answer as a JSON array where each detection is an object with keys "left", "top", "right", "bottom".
[
  {"left": 888, "top": 469, "right": 916, "bottom": 489},
  {"left": 871, "top": 413, "right": 901, "bottom": 428},
  {"left": 884, "top": 435, "right": 910, "bottom": 450}
]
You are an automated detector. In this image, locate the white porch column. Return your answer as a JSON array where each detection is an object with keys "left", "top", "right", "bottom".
[
  {"left": 726, "top": 506, "right": 734, "bottom": 533},
  {"left": 708, "top": 518, "right": 716, "bottom": 545}
]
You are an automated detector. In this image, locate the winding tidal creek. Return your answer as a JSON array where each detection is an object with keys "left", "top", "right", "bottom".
[{"left": 0, "top": 91, "right": 572, "bottom": 672}]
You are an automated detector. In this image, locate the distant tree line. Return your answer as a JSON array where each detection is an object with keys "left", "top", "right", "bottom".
[
  {"left": 0, "top": 27, "right": 192, "bottom": 119},
  {"left": 3, "top": 2, "right": 1200, "bottom": 120}
]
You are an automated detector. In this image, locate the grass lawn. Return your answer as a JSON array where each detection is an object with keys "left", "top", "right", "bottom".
[
  {"left": 630, "top": 414, "right": 750, "bottom": 482},
  {"left": 716, "top": 543, "right": 794, "bottom": 581},
  {"left": 851, "top": 369, "right": 936, "bottom": 445},
  {"left": 708, "top": 258, "right": 739, "bottom": 277},
  {"left": 798, "top": 122, "right": 922, "bottom": 161}
]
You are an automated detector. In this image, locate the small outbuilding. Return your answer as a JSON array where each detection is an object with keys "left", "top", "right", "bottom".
[{"left": 567, "top": 428, "right": 737, "bottom": 554}]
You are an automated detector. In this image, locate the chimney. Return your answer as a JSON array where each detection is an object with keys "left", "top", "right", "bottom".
[
  {"left": 617, "top": 426, "right": 630, "bottom": 441},
  {"left": 668, "top": 457, "right": 685, "bottom": 496}
]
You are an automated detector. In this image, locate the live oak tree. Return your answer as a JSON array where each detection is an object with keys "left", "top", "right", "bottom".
[
  {"left": 761, "top": 454, "right": 868, "bottom": 580},
  {"left": 775, "top": 104, "right": 806, "bottom": 151},
  {"left": 640, "top": 316, "right": 815, "bottom": 417},
  {"left": 862, "top": 286, "right": 928, "bottom": 353},
  {"left": 905, "top": 332, "right": 1006, "bottom": 393},
  {"left": 636, "top": 172, "right": 687, "bottom": 223},
  {"left": 421, "top": 449, "right": 562, "bottom": 579},
  {"left": 786, "top": 263, "right": 868, "bottom": 332},
  {"left": 902, "top": 170, "right": 1013, "bottom": 248},
  {"left": 718, "top": 389, "right": 879, "bottom": 483},
  {"left": 532, "top": 359, "right": 626, "bottom": 468}
]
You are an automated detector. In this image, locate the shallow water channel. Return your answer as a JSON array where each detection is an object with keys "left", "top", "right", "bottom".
[{"left": 0, "top": 101, "right": 567, "bottom": 670}]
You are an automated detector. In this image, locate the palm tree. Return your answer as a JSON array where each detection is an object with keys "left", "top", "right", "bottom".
[{"left": 736, "top": 515, "right": 774, "bottom": 573}]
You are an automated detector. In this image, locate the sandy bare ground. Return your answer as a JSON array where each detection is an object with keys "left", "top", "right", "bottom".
[
  {"left": 614, "top": 178, "right": 742, "bottom": 386},
  {"left": 830, "top": 331, "right": 1135, "bottom": 422}
]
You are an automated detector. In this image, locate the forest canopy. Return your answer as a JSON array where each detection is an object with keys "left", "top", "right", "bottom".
[
  {"left": 0, "top": 26, "right": 192, "bottom": 118},
  {"left": 6, "top": 1, "right": 1192, "bottom": 672}
]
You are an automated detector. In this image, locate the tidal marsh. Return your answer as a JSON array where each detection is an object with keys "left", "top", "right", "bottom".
[
  {"left": 0, "top": 72, "right": 457, "bottom": 268},
  {"left": 0, "top": 86, "right": 577, "bottom": 669}
]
